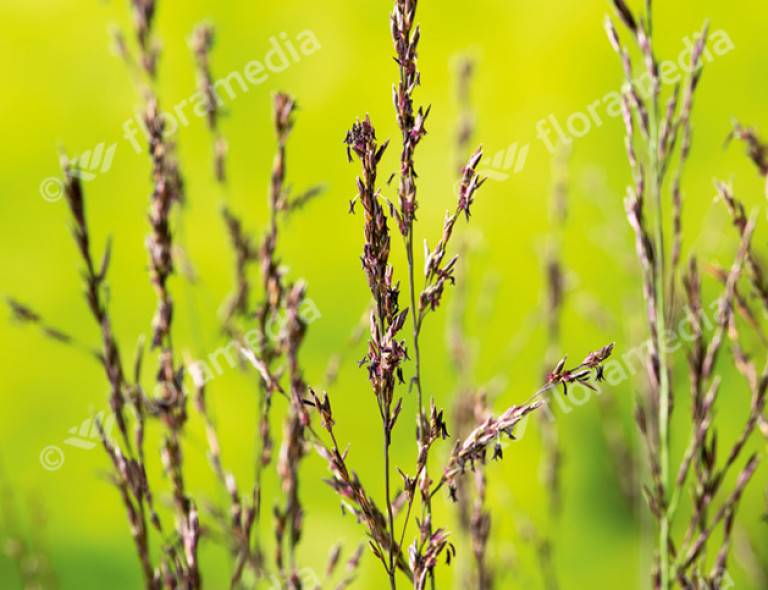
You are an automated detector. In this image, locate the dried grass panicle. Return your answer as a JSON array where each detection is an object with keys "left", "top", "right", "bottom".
[
  {"left": 609, "top": 2, "right": 765, "bottom": 586},
  {"left": 446, "top": 62, "right": 496, "bottom": 590},
  {"left": 672, "top": 221, "right": 764, "bottom": 586},
  {"left": 440, "top": 347, "right": 604, "bottom": 509},
  {"left": 441, "top": 402, "right": 541, "bottom": 502},
  {"left": 539, "top": 152, "right": 568, "bottom": 521},
  {"left": 310, "top": 389, "right": 413, "bottom": 581},
  {"left": 190, "top": 24, "right": 217, "bottom": 130},
  {"left": 190, "top": 28, "right": 255, "bottom": 334},
  {"left": 409, "top": 528, "right": 453, "bottom": 590},
  {"left": 143, "top": 84, "right": 199, "bottom": 590},
  {"left": 145, "top": 97, "right": 185, "bottom": 350},
  {"left": 188, "top": 363, "right": 256, "bottom": 585},
  {"left": 544, "top": 343, "right": 614, "bottom": 398},
  {"left": 221, "top": 207, "right": 257, "bottom": 328},
  {"left": 336, "top": 544, "right": 367, "bottom": 589},
  {"left": 390, "top": 0, "right": 429, "bottom": 236},
  {"left": 209, "top": 91, "right": 319, "bottom": 585},
  {"left": 6, "top": 297, "right": 80, "bottom": 348},
  {"left": 58, "top": 158, "right": 167, "bottom": 587},
  {"left": 334, "top": 5, "right": 611, "bottom": 588},
  {"left": 717, "top": 141, "right": 768, "bottom": 439},
  {"left": 65, "top": 4, "right": 200, "bottom": 586},
  {"left": 326, "top": 543, "right": 343, "bottom": 579},
  {"left": 449, "top": 322, "right": 495, "bottom": 589},
  {"left": 712, "top": 184, "right": 768, "bottom": 430},
  {"left": 447, "top": 249, "right": 504, "bottom": 590},
  {"left": 191, "top": 23, "right": 227, "bottom": 182},
  {"left": 61, "top": 163, "right": 131, "bottom": 441},
  {"left": 252, "top": 93, "right": 300, "bottom": 351},
  {"left": 12, "top": 0, "right": 644, "bottom": 586},
  {"left": 274, "top": 282, "right": 311, "bottom": 578},
  {"left": 0, "top": 4, "right": 326, "bottom": 590},
  {"left": 60, "top": 163, "right": 174, "bottom": 588},
  {"left": 282, "top": 281, "right": 311, "bottom": 426},
  {"left": 247, "top": 93, "right": 302, "bottom": 539},
  {"left": 389, "top": 5, "right": 485, "bottom": 581},
  {"left": 454, "top": 57, "right": 475, "bottom": 174},
  {"left": 727, "top": 121, "right": 768, "bottom": 196},
  {"left": 320, "top": 543, "right": 365, "bottom": 589},
  {"left": 715, "top": 181, "right": 768, "bottom": 321},
  {"left": 274, "top": 412, "right": 305, "bottom": 573},
  {"left": 345, "top": 114, "right": 407, "bottom": 588},
  {"left": 420, "top": 148, "right": 485, "bottom": 315},
  {"left": 468, "top": 466, "right": 492, "bottom": 590},
  {"left": 728, "top": 122, "right": 768, "bottom": 175},
  {"left": 414, "top": 401, "right": 449, "bottom": 483},
  {"left": 345, "top": 117, "right": 408, "bottom": 415},
  {"left": 345, "top": 117, "right": 394, "bottom": 318},
  {"left": 344, "top": 72, "right": 481, "bottom": 590},
  {"left": 130, "top": 0, "right": 159, "bottom": 76}
]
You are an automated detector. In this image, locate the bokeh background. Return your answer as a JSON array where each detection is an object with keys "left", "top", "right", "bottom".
[{"left": 1, "top": 0, "right": 767, "bottom": 588}]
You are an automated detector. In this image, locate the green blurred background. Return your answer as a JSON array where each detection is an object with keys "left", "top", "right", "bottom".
[{"left": 1, "top": 0, "right": 767, "bottom": 588}]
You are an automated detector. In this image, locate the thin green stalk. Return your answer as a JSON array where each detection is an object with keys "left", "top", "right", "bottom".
[
  {"left": 371, "top": 290, "right": 397, "bottom": 590},
  {"left": 385, "top": 422, "right": 397, "bottom": 590},
  {"left": 407, "top": 231, "right": 424, "bottom": 414},
  {"left": 648, "top": 66, "right": 672, "bottom": 590},
  {"left": 405, "top": 229, "right": 437, "bottom": 590}
]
